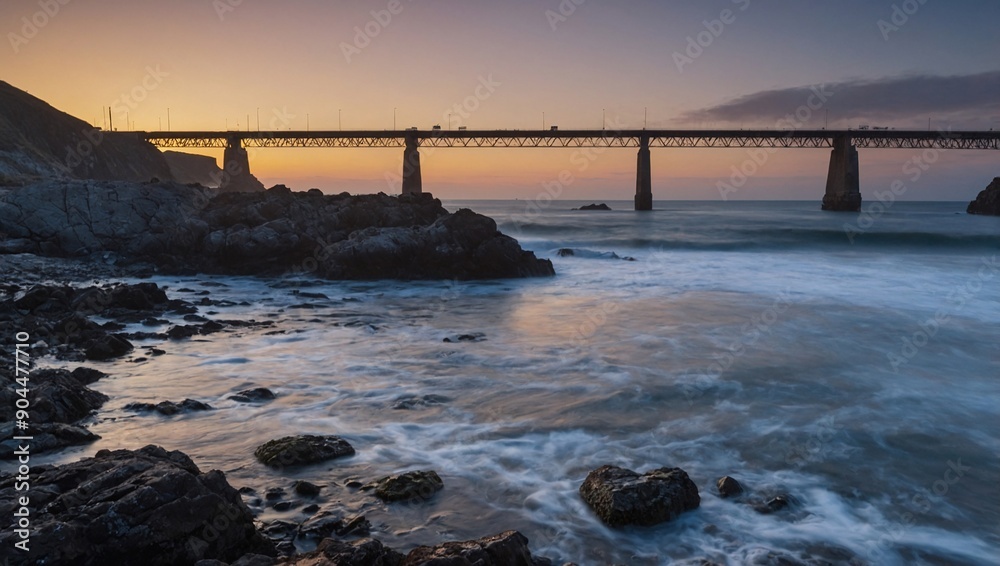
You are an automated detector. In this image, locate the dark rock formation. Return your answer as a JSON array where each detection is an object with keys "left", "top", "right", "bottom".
[
  {"left": 125, "top": 399, "right": 214, "bottom": 415},
  {"left": 579, "top": 465, "right": 700, "bottom": 527},
  {"left": 254, "top": 435, "right": 356, "bottom": 468},
  {"left": 402, "top": 530, "right": 537, "bottom": 566},
  {"left": 0, "top": 445, "right": 274, "bottom": 565},
  {"left": 573, "top": 203, "right": 612, "bottom": 211},
  {"left": 391, "top": 394, "right": 450, "bottom": 410},
  {"left": 362, "top": 470, "right": 443, "bottom": 503},
  {"left": 293, "top": 480, "right": 321, "bottom": 497},
  {"left": 754, "top": 494, "right": 792, "bottom": 515},
  {"left": 164, "top": 151, "right": 225, "bottom": 187},
  {"left": 284, "top": 537, "right": 403, "bottom": 566},
  {"left": 230, "top": 387, "right": 277, "bottom": 403},
  {"left": 716, "top": 475, "right": 744, "bottom": 498},
  {"left": 0, "top": 368, "right": 108, "bottom": 424},
  {"left": 0, "top": 80, "right": 173, "bottom": 186},
  {"left": 967, "top": 177, "right": 1000, "bottom": 215},
  {"left": 220, "top": 145, "right": 265, "bottom": 193},
  {"left": 0, "top": 183, "right": 554, "bottom": 280},
  {"left": 0, "top": 421, "right": 99, "bottom": 458}
]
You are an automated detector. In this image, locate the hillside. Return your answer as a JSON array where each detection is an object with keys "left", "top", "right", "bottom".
[{"left": 0, "top": 80, "right": 173, "bottom": 186}]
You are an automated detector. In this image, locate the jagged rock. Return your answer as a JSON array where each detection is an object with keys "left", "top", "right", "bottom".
[
  {"left": 573, "top": 203, "right": 612, "bottom": 211},
  {"left": 967, "top": 177, "right": 1000, "bottom": 215},
  {"left": 0, "top": 368, "right": 108, "bottom": 423},
  {"left": 230, "top": 387, "right": 276, "bottom": 403},
  {"left": 293, "top": 480, "right": 321, "bottom": 497},
  {"left": 0, "top": 184, "right": 554, "bottom": 280},
  {"left": 0, "top": 445, "right": 274, "bottom": 565},
  {"left": 84, "top": 333, "right": 134, "bottom": 360},
  {"left": 754, "top": 494, "right": 792, "bottom": 515},
  {"left": 254, "top": 435, "right": 355, "bottom": 468},
  {"left": 402, "top": 530, "right": 537, "bottom": 566},
  {"left": 579, "top": 465, "right": 700, "bottom": 527},
  {"left": 362, "top": 470, "right": 443, "bottom": 503},
  {"left": 125, "top": 399, "right": 214, "bottom": 416},
  {"left": 716, "top": 476, "right": 743, "bottom": 498},
  {"left": 285, "top": 537, "right": 404, "bottom": 566}
]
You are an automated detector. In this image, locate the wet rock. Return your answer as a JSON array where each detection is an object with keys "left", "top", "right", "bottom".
[
  {"left": 167, "top": 324, "right": 204, "bottom": 339},
  {"left": 125, "top": 398, "right": 214, "bottom": 415},
  {"left": 293, "top": 480, "right": 321, "bottom": 497},
  {"left": 70, "top": 366, "right": 108, "bottom": 385},
  {"left": 403, "top": 530, "right": 537, "bottom": 566},
  {"left": 579, "top": 465, "right": 700, "bottom": 527},
  {"left": 254, "top": 435, "right": 355, "bottom": 468},
  {"left": 443, "top": 333, "right": 486, "bottom": 343},
  {"left": 285, "top": 537, "right": 404, "bottom": 566},
  {"left": 716, "top": 475, "right": 744, "bottom": 498},
  {"left": 299, "top": 513, "right": 372, "bottom": 539},
  {"left": 967, "top": 177, "right": 1000, "bottom": 215},
  {"left": 391, "top": 394, "right": 450, "bottom": 410},
  {"left": 265, "top": 487, "right": 286, "bottom": 501},
  {"left": 754, "top": 494, "right": 792, "bottom": 515},
  {"left": 573, "top": 203, "right": 612, "bottom": 211},
  {"left": 363, "top": 470, "right": 444, "bottom": 503},
  {"left": 230, "top": 387, "right": 277, "bottom": 403},
  {"left": 0, "top": 368, "right": 108, "bottom": 423},
  {"left": 0, "top": 445, "right": 274, "bottom": 564},
  {"left": 0, "top": 421, "right": 99, "bottom": 458},
  {"left": 557, "top": 248, "right": 575, "bottom": 257},
  {"left": 84, "top": 333, "right": 134, "bottom": 360}
]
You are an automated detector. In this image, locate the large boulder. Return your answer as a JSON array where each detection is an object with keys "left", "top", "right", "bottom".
[
  {"left": 0, "top": 445, "right": 274, "bottom": 565},
  {"left": 967, "top": 177, "right": 1000, "bottom": 215},
  {"left": 254, "top": 435, "right": 356, "bottom": 468},
  {"left": 402, "top": 530, "right": 537, "bottom": 566},
  {"left": 284, "top": 537, "right": 403, "bottom": 566},
  {"left": 0, "top": 368, "right": 108, "bottom": 424},
  {"left": 578, "top": 465, "right": 700, "bottom": 527}
]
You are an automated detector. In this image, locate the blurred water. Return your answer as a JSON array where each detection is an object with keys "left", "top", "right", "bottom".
[{"left": 44, "top": 199, "right": 1000, "bottom": 565}]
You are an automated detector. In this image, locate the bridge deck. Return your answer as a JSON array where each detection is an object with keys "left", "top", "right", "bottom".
[{"left": 136, "top": 129, "right": 1000, "bottom": 150}]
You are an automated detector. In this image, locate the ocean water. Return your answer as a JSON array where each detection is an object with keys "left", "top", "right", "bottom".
[{"left": 42, "top": 199, "right": 999, "bottom": 565}]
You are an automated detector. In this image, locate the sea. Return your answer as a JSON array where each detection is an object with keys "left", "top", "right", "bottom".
[{"left": 39, "top": 199, "right": 1000, "bottom": 565}]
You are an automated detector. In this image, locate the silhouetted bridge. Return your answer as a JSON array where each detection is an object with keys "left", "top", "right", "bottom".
[{"left": 139, "top": 129, "right": 1000, "bottom": 211}]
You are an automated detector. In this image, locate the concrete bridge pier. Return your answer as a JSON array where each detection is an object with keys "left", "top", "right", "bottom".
[
  {"left": 822, "top": 135, "right": 862, "bottom": 211},
  {"left": 635, "top": 134, "right": 652, "bottom": 211},
  {"left": 220, "top": 134, "right": 264, "bottom": 193},
  {"left": 402, "top": 133, "right": 422, "bottom": 195}
]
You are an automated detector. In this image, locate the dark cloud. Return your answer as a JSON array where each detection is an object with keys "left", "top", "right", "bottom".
[{"left": 678, "top": 72, "right": 1000, "bottom": 126}]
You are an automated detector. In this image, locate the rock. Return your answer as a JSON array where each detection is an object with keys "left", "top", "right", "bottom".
[
  {"left": 0, "top": 445, "right": 274, "bottom": 564},
  {"left": 443, "top": 333, "right": 485, "bottom": 343},
  {"left": 125, "top": 399, "right": 214, "bottom": 415},
  {"left": 967, "top": 177, "right": 1000, "bottom": 215},
  {"left": 299, "top": 513, "right": 372, "bottom": 540},
  {"left": 0, "top": 368, "right": 108, "bottom": 423},
  {"left": 578, "top": 465, "right": 700, "bottom": 527},
  {"left": 573, "top": 203, "right": 612, "bottom": 211},
  {"left": 716, "top": 476, "right": 743, "bottom": 498},
  {"left": 557, "top": 248, "right": 574, "bottom": 257},
  {"left": 254, "top": 435, "right": 355, "bottom": 468},
  {"left": 363, "top": 470, "right": 443, "bottom": 503},
  {"left": 285, "top": 537, "right": 404, "bottom": 566},
  {"left": 293, "top": 480, "right": 321, "bottom": 497},
  {"left": 84, "top": 333, "right": 134, "bottom": 360},
  {"left": 391, "top": 394, "right": 450, "bottom": 410},
  {"left": 0, "top": 421, "right": 99, "bottom": 458},
  {"left": 0, "top": 183, "right": 554, "bottom": 280},
  {"left": 754, "top": 494, "right": 792, "bottom": 514},
  {"left": 230, "top": 387, "right": 277, "bottom": 403},
  {"left": 402, "top": 530, "right": 536, "bottom": 566}
]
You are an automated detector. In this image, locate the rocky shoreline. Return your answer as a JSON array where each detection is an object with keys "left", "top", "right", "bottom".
[{"left": 0, "top": 270, "right": 829, "bottom": 566}]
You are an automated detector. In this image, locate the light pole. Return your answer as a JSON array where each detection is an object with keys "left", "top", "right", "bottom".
[
  {"left": 167, "top": 108, "right": 170, "bottom": 131},
  {"left": 393, "top": 107, "right": 396, "bottom": 130},
  {"left": 256, "top": 107, "right": 260, "bottom": 131},
  {"left": 542, "top": 112, "right": 545, "bottom": 130},
  {"left": 307, "top": 113, "right": 310, "bottom": 131},
  {"left": 339, "top": 109, "right": 342, "bottom": 131},
  {"left": 602, "top": 108, "right": 605, "bottom": 129}
]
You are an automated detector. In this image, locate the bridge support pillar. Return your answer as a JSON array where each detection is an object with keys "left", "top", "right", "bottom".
[
  {"left": 402, "top": 133, "right": 422, "bottom": 195},
  {"left": 822, "top": 135, "right": 861, "bottom": 211},
  {"left": 220, "top": 135, "right": 264, "bottom": 193},
  {"left": 635, "top": 134, "right": 652, "bottom": 211}
]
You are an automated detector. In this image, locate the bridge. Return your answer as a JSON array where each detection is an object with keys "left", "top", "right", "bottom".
[{"left": 138, "top": 129, "right": 1000, "bottom": 211}]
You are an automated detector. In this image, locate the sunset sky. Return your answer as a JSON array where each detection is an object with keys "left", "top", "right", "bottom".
[{"left": 2, "top": 0, "right": 999, "bottom": 200}]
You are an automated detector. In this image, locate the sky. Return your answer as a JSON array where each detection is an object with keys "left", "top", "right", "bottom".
[{"left": 2, "top": 0, "right": 999, "bottom": 200}]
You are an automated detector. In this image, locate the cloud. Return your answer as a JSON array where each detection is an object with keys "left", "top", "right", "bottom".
[{"left": 677, "top": 71, "right": 1000, "bottom": 127}]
